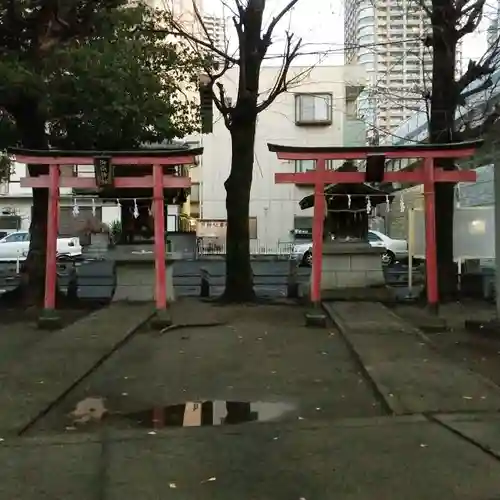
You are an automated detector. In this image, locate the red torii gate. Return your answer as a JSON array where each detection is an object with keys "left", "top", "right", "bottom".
[
  {"left": 10, "top": 147, "right": 203, "bottom": 328},
  {"left": 268, "top": 140, "right": 483, "bottom": 308}
]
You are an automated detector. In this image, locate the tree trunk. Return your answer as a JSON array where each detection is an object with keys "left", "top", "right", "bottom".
[
  {"left": 222, "top": 121, "right": 257, "bottom": 302},
  {"left": 7, "top": 100, "right": 49, "bottom": 306},
  {"left": 429, "top": 1, "right": 458, "bottom": 301}
]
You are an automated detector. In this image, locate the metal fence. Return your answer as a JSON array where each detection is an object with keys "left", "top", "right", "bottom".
[{"left": 196, "top": 238, "right": 294, "bottom": 258}]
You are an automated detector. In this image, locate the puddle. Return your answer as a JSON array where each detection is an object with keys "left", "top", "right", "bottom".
[
  {"left": 126, "top": 401, "right": 295, "bottom": 428},
  {"left": 68, "top": 398, "right": 294, "bottom": 429}
]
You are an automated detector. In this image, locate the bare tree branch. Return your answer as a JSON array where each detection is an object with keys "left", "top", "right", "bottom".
[
  {"left": 457, "top": 0, "right": 486, "bottom": 38},
  {"left": 413, "top": 0, "right": 432, "bottom": 19},
  {"left": 191, "top": 0, "right": 217, "bottom": 52},
  {"left": 163, "top": 5, "right": 238, "bottom": 65},
  {"left": 256, "top": 31, "right": 302, "bottom": 113},
  {"left": 261, "top": 0, "right": 301, "bottom": 47},
  {"left": 456, "top": 59, "right": 494, "bottom": 95},
  {"left": 165, "top": 0, "right": 308, "bottom": 132},
  {"left": 457, "top": 103, "right": 500, "bottom": 141}
]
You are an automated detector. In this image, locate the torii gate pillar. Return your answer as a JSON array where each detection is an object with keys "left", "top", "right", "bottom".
[
  {"left": 11, "top": 147, "right": 203, "bottom": 330},
  {"left": 269, "top": 140, "right": 482, "bottom": 323}
]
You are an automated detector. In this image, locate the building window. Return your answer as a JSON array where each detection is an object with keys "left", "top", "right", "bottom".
[
  {"left": 249, "top": 217, "right": 257, "bottom": 239},
  {"left": 294, "top": 160, "right": 315, "bottom": 172},
  {"left": 295, "top": 93, "right": 333, "bottom": 125},
  {"left": 294, "top": 159, "right": 335, "bottom": 172}
]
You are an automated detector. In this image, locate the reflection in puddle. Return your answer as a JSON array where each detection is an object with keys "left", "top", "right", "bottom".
[
  {"left": 67, "top": 398, "right": 295, "bottom": 429},
  {"left": 70, "top": 397, "right": 108, "bottom": 424},
  {"left": 125, "top": 401, "right": 295, "bottom": 429}
]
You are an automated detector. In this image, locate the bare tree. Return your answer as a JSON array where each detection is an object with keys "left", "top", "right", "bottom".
[
  {"left": 414, "top": 0, "right": 500, "bottom": 298},
  {"left": 167, "top": 0, "right": 307, "bottom": 301}
]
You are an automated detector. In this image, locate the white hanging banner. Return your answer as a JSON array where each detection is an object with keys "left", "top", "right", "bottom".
[{"left": 72, "top": 198, "right": 80, "bottom": 218}]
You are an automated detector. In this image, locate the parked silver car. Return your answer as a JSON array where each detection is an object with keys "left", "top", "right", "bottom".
[{"left": 290, "top": 230, "right": 408, "bottom": 267}]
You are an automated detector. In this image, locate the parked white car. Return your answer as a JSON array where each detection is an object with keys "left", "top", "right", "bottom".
[
  {"left": 290, "top": 230, "right": 408, "bottom": 267},
  {"left": 0, "top": 231, "right": 82, "bottom": 261}
]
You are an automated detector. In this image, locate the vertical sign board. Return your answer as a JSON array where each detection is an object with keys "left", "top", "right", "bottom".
[{"left": 94, "top": 156, "right": 114, "bottom": 187}]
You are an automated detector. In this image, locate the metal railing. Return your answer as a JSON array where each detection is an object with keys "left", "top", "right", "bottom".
[{"left": 197, "top": 239, "right": 294, "bottom": 258}]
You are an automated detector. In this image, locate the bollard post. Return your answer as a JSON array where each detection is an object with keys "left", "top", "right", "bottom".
[
  {"left": 287, "top": 259, "right": 299, "bottom": 298},
  {"left": 200, "top": 268, "right": 210, "bottom": 298}
]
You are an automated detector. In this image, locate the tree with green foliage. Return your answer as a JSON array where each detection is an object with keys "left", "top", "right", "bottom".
[{"left": 0, "top": 0, "right": 200, "bottom": 304}]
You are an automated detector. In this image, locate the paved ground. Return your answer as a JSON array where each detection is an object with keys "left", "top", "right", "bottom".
[
  {"left": 2, "top": 299, "right": 500, "bottom": 498},
  {"left": 0, "top": 304, "right": 154, "bottom": 435},
  {"left": 325, "top": 301, "right": 500, "bottom": 414},
  {"left": 29, "top": 301, "right": 383, "bottom": 434},
  {"left": 393, "top": 301, "right": 500, "bottom": 387}
]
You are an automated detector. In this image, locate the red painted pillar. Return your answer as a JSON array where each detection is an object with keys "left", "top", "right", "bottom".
[
  {"left": 44, "top": 164, "right": 60, "bottom": 310},
  {"left": 153, "top": 163, "right": 167, "bottom": 309},
  {"left": 423, "top": 157, "right": 439, "bottom": 307},
  {"left": 311, "top": 158, "right": 326, "bottom": 305}
]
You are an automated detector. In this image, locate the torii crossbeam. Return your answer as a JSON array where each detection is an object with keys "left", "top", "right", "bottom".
[
  {"left": 268, "top": 140, "right": 483, "bottom": 307},
  {"left": 9, "top": 147, "right": 203, "bottom": 328}
]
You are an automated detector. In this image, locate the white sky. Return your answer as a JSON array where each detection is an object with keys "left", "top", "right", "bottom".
[{"left": 204, "top": 0, "right": 491, "bottom": 68}]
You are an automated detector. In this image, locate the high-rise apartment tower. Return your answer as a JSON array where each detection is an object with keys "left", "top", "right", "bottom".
[{"left": 344, "top": 0, "right": 462, "bottom": 142}]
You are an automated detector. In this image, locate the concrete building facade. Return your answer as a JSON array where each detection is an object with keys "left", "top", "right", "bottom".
[{"left": 197, "top": 65, "right": 366, "bottom": 251}]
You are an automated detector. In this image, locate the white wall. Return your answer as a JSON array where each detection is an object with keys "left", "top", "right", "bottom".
[
  {"left": 6, "top": 163, "right": 93, "bottom": 197},
  {"left": 200, "top": 65, "right": 365, "bottom": 248}
]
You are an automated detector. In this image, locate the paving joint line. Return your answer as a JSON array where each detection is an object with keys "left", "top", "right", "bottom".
[
  {"left": 17, "top": 308, "right": 155, "bottom": 437},
  {"left": 424, "top": 412, "right": 500, "bottom": 462},
  {"left": 322, "top": 303, "right": 395, "bottom": 416}
]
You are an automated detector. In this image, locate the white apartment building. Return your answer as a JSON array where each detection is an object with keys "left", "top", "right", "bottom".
[
  {"left": 345, "top": 0, "right": 462, "bottom": 142},
  {"left": 198, "top": 65, "right": 366, "bottom": 251},
  {"left": 202, "top": 13, "right": 228, "bottom": 52},
  {"left": 488, "top": 0, "right": 500, "bottom": 49},
  {"left": 0, "top": 164, "right": 122, "bottom": 234},
  {"left": 148, "top": 0, "right": 226, "bottom": 51}
]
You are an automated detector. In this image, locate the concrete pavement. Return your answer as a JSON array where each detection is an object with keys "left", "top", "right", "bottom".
[
  {"left": 3, "top": 416, "right": 500, "bottom": 499},
  {"left": 1, "top": 299, "right": 500, "bottom": 498},
  {"left": 0, "top": 304, "right": 154, "bottom": 435},
  {"left": 324, "top": 301, "right": 500, "bottom": 414}
]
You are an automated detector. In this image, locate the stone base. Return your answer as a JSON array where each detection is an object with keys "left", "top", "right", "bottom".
[
  {"left": 318, "top": 242, "right": 386, "bottom": 299},
  {"left": 304, "top": 306, "right": 327, "bottom": 327},
  {"left": 113, "top": 263, "right": 176, "bottom": 302},
  {"left": 150, "top": 309, "right": 173, "bottom": 330},
  {"left": 37, "top": 309, "right": 63, "bottom": 330},
  {"left": 321, "top": 286, "right": 394, "bottom": 302}
]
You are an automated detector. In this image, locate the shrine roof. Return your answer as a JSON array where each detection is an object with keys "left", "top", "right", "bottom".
[
  {"left": 299, "top": 183, "right": 394, "bottom": 210},
  {"left": 268, "top": 140, "right": 483, "bottom": 155},
  {"left": 7, "top": 146, "right": 204, "bottom": 158}
]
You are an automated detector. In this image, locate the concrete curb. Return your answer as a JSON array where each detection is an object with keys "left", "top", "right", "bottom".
[
  {"left": 323, "top": 302, "right": 397, "bottom": 415},
  {"left": 427, "top": 413, "right": 500, "bottom": 462}
]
